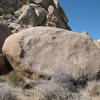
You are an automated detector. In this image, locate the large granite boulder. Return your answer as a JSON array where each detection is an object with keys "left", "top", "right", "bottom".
[
  {"left": 0, "top": 24, "right": 12, "bottom": 54},
  {"left": 2, "top": 27, "right": 100, "bottom": 79}
]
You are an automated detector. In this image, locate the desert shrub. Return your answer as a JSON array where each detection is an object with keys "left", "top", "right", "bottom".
[
  {"left": 74, "top": 74, "right": 89, "bottom": 91},
  {"left": 31, "top": 81, "right": 73, "bottom": 100},
  {"left": 51, "top": 68, "right": 76, "bottom": 92},
  {"left": 0, "top": 83, "right": 17, "bottom": 100},
  {"left": 84, "top": 81, "right": 100, "bottom": 97},
  {"left": 0, "top": 77, "right": 6, "bottom": 83},
  {"left": 8, "top": 71, "right": 26, "bottom": 88}
]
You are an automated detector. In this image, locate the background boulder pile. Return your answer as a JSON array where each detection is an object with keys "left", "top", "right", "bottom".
[
  {"left": 0, "top": 0, "right": 71, "bottom": 33},
  {"left": 0, "top": 0, "right": 100, "bottom": 100}
]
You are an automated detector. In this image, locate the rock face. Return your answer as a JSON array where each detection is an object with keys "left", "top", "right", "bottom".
[
  {"left": 0, "top": 0, "right": 71, "bottom": 33},
  {"left": 0, "top": 24, "right": 12, "bottom": 53},
  {"left": 2, "top": 27, "right": 100, "bottom": 79}
]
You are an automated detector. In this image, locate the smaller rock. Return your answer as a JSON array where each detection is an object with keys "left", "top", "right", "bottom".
[
  {"left": 34, "top": 0, "right": 52, "bottom": 9},
  {"left": 9, "top": 22, "right": 21, "bottom": 30},
  {"left": 30, "top": 4, "right": 47, "bottom": 25},
  {"left": 53, "top": 0, "right": 58, "bottom": 8},
  {"left": 14, "top": 5, "right": 27, "bottom": 18},
  {"left": 46, "top": 6, "right": 67, "bottom": 29},
  {"left": 5, "top": 14, "right": 14, "bottom": 19},
  {"left": 18, "top": 4, "right": 47, "bottom": 27},
  {"left": 0, "top": 54, "right": 12, "bottom": 75},
  {"left": 18, "top": 4, "right": 38, "bottom": 26},
  {"left": 0, "top": 24, "right": 12, "bottom": 53}
]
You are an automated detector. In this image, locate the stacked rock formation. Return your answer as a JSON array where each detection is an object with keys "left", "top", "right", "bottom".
[
  {"left": 0, "top": 0, "right": 71, "bottom": 34},
  {"left": 0, "top": 0, "right": 100, "bottom": 100}
]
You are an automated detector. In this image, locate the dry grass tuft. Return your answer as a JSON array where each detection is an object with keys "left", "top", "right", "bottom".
[{"left": 85, "top": 81, "right": 100, "bottom": 97}]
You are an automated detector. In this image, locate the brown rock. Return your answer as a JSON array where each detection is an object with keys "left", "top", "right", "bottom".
[
  {"left": 0, "top": 24, "right": 12, "bottom": 54},
  {"left": 0, "top": 54, "right": 12, "bottom": 75}
]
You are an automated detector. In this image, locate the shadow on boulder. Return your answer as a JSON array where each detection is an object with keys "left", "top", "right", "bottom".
[{"left": 0, "top": 54, "right": 13, "bottom": 75}]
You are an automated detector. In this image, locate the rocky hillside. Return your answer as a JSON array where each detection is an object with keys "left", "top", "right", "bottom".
[
  {"left": 0, "top": 0, "right": 100, "bottom": 100},
  {"left": 0, "top": 0, "right": 71, "bottom": 33}
]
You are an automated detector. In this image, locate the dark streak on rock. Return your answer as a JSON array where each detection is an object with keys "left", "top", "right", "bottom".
[
  {"left": 20, "top": 49, "right": 25, "bottom": 58},
  {"left": 52, "top": 37, "right": 56, "bottom": 40}
]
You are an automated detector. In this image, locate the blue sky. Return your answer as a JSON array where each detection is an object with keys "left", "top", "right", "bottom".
[{"left": 59, "top": 0, "right": 100, "bottom": 40}]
